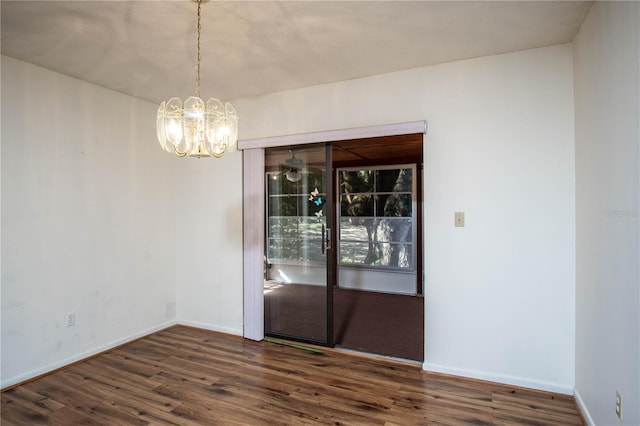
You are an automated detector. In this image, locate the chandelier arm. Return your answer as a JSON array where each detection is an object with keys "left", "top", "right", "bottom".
[{"left": 175, "top": 147, "right": 188, "bottom": 157}]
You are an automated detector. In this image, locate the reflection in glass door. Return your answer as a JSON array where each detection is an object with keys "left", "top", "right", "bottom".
[{"left": 264, "top": 144, "right": 332, "bottom": 345}]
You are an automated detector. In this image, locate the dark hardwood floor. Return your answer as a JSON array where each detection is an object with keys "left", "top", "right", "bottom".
[{"left": 1, "top": 326, "right": 584, "bottom": 425}]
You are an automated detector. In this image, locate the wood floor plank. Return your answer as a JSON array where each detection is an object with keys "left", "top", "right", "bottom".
[
  {"left": 1, "top": 326, "right": 584, "bottom": 425},
  {"left": 45, "top": 406, "right": 107, "bottom": 426},
  {"left": 1, "top": 385, "right": 65, "bottom": 415},
  {"left": 69, "top": 363, "right": 178, "bottom": 411},
  {"left": 492, "top": 389, "right": 583, "bottom": 425},
  {"left": 29, "top": 373, "right": 148, "bottom": 425},
  {"left": 61, "top": 367, "right": 188, "bottom": 425}
]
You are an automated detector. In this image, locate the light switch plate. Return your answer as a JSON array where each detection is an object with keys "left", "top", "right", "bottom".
[{"left": 455, "top": 212, "right": 465, "bottom": 227}]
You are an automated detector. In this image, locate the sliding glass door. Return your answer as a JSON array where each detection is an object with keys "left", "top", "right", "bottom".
[{"left": 263, "top": 144, "right": 333, "bottom": 345}]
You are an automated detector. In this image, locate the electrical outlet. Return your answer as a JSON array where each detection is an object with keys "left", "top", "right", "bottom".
[
  {"left": 64, "top": 312, "right": 75, "bottom": 327},
  {"left": 615, "top": 390, "right": 623, "bottom": 420},
  {"left": 455, "top": 211, "right": 465, "bottom": 227}
]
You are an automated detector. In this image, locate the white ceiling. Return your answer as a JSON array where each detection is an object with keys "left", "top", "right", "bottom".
[{"left": 1, "top": 1, "right": 593, "bottom": 105}]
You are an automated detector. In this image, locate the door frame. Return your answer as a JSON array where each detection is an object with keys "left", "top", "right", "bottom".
[{"left": 240, "top": 121, "right": 427, "bottom": 341}]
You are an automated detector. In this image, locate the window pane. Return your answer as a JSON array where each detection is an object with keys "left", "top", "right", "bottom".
[
  {"left": 268, "top": 217, "right": 300, "bottom": 239},
  {"left": 299, "top": 218, "right": 325, "bottom": 239},
  {"left": 375, "top": 168, "right": 412, "bottom": 193},
  {"left": 268, "top": 170, "right": 326, "bottom": 195},
  {"left": 269, "top": 195, "right": 304, "bottom": 216},
  {"left": 341, "top": 194, "right": 374, "bottom": 217},
  {"left": 376, "top": 194, "right": 412, "bottom": 217},
  {"left": 339, "top": 241, "right": 371, "bottom": 265},
  {"left": 267, "top": 218, "right": 325, "bottom": 262},
  {"left": 339, "top": 241, "right": 413, "bottom": 268},
  {"left": 282, "top": 239, "right": 302, "bottom": 260},
  {"left": 339, "top": 217, "right": 376, "bottom": 241},
  {"left": 301, "top": 239, "right": 324, "bottom": 262},
  {"left": 381, "top": 242, "right": 413, "bottom": 268},
  {"left": 268, "top": 174, "right": 303, "bottom": 195},
  {"left": 268, "top": 238, "right": 302, "bottom": 261},
  {"left": 376, "top": 218, "right": 413, "bottom": 243},
  {"left": 340, "top": 217, "right": 412, "bottom": 243},
  {"left": 305, "top": 171, "right": 325, "bottom": 192},
  {"left": 269, "top": 238, "right": 324, "bottom": 262},
  {"left": 339, "top": 170, "right": 373, "bottom": 193}
]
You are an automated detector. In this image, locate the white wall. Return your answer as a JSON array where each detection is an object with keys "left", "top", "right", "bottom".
[
  {"left": 174, "top": 153, "right": 244, "bottom": 335},
  {"left": 1, "top": 56, "right": 178, "bottom": 388},
  {"left": 231, "top": 44, "right": 576, "bottom": 393},
  {"left": 573, "top": 2, "right": 640, "bottom": 425}
]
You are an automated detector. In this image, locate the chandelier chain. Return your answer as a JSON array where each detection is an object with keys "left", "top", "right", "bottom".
[{"left": 196, "top": 0, "right": 202, "bottom": 98}]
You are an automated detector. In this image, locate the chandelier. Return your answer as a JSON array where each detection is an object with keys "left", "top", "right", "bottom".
[{"left": 156, "top": 0, "right": 238, "bottom": 158}]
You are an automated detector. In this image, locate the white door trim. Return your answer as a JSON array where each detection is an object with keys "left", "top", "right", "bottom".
[{"left": 242, "top": 148, "right": 265, "bottom": 341}]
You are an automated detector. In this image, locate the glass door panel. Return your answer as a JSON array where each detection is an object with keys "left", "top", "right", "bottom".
[{"left": 264, "top": 144, "right": 331, "bottom": 344}]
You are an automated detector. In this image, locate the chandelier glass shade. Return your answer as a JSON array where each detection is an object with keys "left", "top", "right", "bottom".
[
  {"left": 157, "top": 97, "right": 238, "bottom": 158},
  {"left": 156, "top": 0, "right": 238, "bottom": 158}
]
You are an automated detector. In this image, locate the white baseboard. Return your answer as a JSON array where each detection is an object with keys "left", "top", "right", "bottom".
[
  {"left": 1, "top": 320, "right": 177, "bottom": 390},
  {"left": 177, "top": 320, "right": 242, "bottom": 337},
  {"left": 423, "top": 362, "right": 574, "bottom": 395},
  {"left": 573, "top": 388, "right": 595, "bottom": 426}
]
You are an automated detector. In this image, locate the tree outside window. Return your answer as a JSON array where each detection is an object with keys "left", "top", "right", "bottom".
[{"left": 338, "top": 166, "right": 415, "bottom": 270}]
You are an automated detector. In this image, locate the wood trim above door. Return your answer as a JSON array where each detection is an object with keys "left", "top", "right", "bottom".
[{"left": 238, "top": 121, "right": 427, "bottom": 150}]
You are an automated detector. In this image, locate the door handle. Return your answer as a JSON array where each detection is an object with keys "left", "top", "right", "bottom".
[
  {"left": 321, "top": 224, "right": 326, "bottom": 255},
  {"left": 321, "top": 225, "right": 331, "bottom": 254}
]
